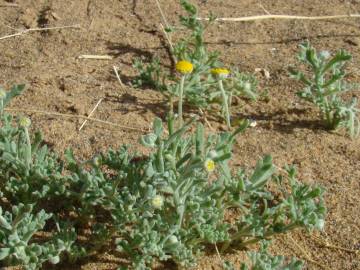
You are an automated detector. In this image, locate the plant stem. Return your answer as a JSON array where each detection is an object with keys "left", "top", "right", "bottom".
[
  {"left": 218, "top": 79, "right": 231, "bottom": 128},
  {"left": 23, "top": 128, "right": 32, "bottom": 171},
  {"left": 178, "top": 75, "right": 186, "bottom": 126},
  {"left": 0, "top": 99, "right": 3, "bottom": 115},
  {"left": 169, "top": 96, "right": 174, "bottom": 117}
]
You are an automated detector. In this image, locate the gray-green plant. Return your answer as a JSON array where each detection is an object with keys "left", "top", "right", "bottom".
[
  {"left": 132, "top": 0, "right": 257, "bottom": 126},
  {"left": 223, "top": 242, "right": 304, "bottom": 270},
  {"left": 0, "top": 85, "right": 326, "bottom": 269},
  {"left": 289, "top": 42, "right": 360, "bottom": 137},
  {"left": 112, "top": 117, "right": 325, "bottom": 269},
  {"left": 0, "top": 204, "right": 77, "bottom": 270}
]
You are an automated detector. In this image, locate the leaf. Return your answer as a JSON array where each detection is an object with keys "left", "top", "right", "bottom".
[
  {"left": 31, "top": 131, "right": 44, "bottom": 154},
  {"left": 164, "top": 119, "right": 193, "bottom": 149},
  {"left": 0, "top": 248, "right": 10, "bottom": 260},
  {"left": 176, "top": 153, "right": 192, "bottom": 168},
  {"left": 321, "top": 71, "right": 345, "bottom": 89},
  {"left": 2, "top": 152, "right": 16, "bottom": 163},
  {"left": 304, "top": 44, "right": 318, "bottom": 69},
  {"left": 0, "top": 215, "right": 12, "bottom": 230},
  {"left": 64, "top": 148, "right": 76, "bottom": 164},
  {"left": 241, "top": 85, "right": 257, "bottom": 101},
  {"left": 180, "top": 0, "right": 197, "bottom": 15},
  {"left": 195, "top": 123, "right": 204, "bottom": 156},
  {"left": 49, "top": 255, "right": 60, "bottom": 264},
  {"left": 3, "top": 84, "right": 26, "bottom": 106},
  {"left": 249, "top": 155, "right": 275, "bottom": 190},
  {"left": 322, "top": 50, "right": 352, "bottom": 75},
  {"left": 153, "top": 117, "right": 163, "bottom": 137},
  {"left": 288, "top": 68, "right": 312, "bottom": 86},
  {"left": 140, "top": 133, "right": 158, "bottom": 148},
  {"left": 213, "top": 153, "right": 231, "bottom": 162},
  {"left": 229, "top": 119, "right": 248, "bottom": 142},
  {"left": 64, "top": 148, "right": 78, "bottom": 171}
]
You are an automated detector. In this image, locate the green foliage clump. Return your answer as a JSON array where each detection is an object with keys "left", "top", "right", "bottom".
[
  {"left": 0, "top": 85, "right": 326, "bottom": 269},
  {"left": 289, "top": 42, "right": 360, "bottom": 137}
]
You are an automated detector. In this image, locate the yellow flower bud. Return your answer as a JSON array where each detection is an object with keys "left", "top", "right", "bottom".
[
  {"left": 168, "top": 235, "right": 178, "bottom": 244},
  {"left": 208, "top": 150, "right": 218, "bottom": 159},
  {"left": 176, "top": 60, "right": 194, "bottom": 74},
  {"left": 204, "top": 159, "right": 215, "bottom": 173},
  {"left": 19, "top": 117, "right": 31, "bottom": 128},
  {"left": 151, "top": 195, "right": 164, "bottom": 209}
]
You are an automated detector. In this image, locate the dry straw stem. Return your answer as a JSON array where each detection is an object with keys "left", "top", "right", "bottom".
[
  {"left": 0, "top": 24, "right": 81, "bottom": 41},
  {"left": 78, "top": 98, "right": 103, "bottom": 131},
  {"left": 160, "top": 23, "right": 177, "bottom": 62},
  {"left": 154, "top": 0, "right": 177, "bottom": 62},
  {"left": 197, "top": 14, "right": 360, "bottom": 22},
  {"left": 154, "top": 0, "right": 170, "bottom": 29},
  {"left": 198, "top": 108, "right": 214, "bottom": 131},
  {"left": 312, "top": 234, "right": 360, "bottom": 254},
  {"left": 113, "top": 65, "right": 128, "bottom": 94},
  {"left": 214, "top": 243, "right": 224, "bottom": 267},
  {"left": 0, "top": 3, "right": 19, "bottom": 7},
  {"left": 4, "top": 108, "right": 146, "bottom": 132},
  {"left": 286, "top": 234, "right": 328, "bottom": 270},
  {"left": 78, "top": 55, "right": 113, "bottom": 60}
]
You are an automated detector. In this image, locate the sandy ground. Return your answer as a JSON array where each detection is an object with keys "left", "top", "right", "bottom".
[{"left": 0, "top": 0, "right": 359, "bottom": 269}]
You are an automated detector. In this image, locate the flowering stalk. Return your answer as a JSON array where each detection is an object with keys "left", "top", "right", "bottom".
[
  {"left": 178, "top": 75, "right": 186, "bottom": 126},
  {"left": 19, "top": 117, "right": 32, "bottom": 171},
  {"left": 175, "top": 60, "right": 194, "bottom": 127},
  {"left": 218, "top": 79, "right": 231, "bottom": 128},
  {"left": 0, "top": 99, "right": 3, "bottom": 115},
  {"left": 0, "top": 89, "right": 6, "bottom": 115},
  {"left": 211, "top": 68, "right": 231, "bottom": 128}
]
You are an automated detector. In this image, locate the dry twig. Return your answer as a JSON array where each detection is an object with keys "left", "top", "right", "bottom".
[
  {"left": 0, "top": 24, "right": 80, "bottom": 41},
  {"left": 198, "top": 14, "right": 360, "bottom": 22}
]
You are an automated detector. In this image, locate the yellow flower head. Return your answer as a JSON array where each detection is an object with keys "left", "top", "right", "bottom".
[
  {"left": 151, "top": 195, "right": 164, "bottom": 209},
  {"left": 19, "top": 117, "right": 31, "bottom": 128},
  {"left": 211, "top": 68, "right": 230, "bottom": 79},
  {"left": 204, "top": 159, "right": 215, "bottom": 173},
  {"left": 176, "top": 60, "right": 194, "bottom": 74}
]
